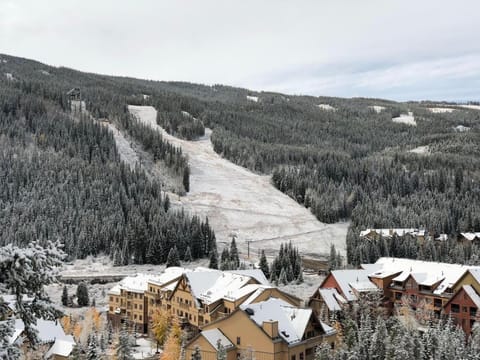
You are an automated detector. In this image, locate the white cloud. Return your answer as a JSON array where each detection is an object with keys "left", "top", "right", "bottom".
[{"left": 0, "top": 0, "right": 479, "bottom": 100}]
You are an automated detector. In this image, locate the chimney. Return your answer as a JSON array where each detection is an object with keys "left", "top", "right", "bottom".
[{"left": 262, "top": 320, "right": 279, "bottom": 338}]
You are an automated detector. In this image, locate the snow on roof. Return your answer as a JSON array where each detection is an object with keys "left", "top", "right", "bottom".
[
  {"left": 461, "top": 232, "right": 480, "bottom": 241},
  {"left": 317, "top": 104, "right": 336, "bottom": 111},
  {"left": 463, "top": 285, "right": 480, "bottom": 308},
  {"left": 241, "top": 298, "right": 312, "bottom": 344},
  {"left": 148, "top": 267, "right": 186, "bottom": 286},
  {"left": 359, "top": 228, "right": 425, "bottom": 238},
  {"left": 241, "top": 285, "right": 273, "bottom": 306},
  {"left": 328, "top": 269, "right": 377, "bottom": 301},
  {"left": 349, "top": 281, "right": 379, "bottom": 293},
  {"left": 201, "top": 328, "right": 234, "bottom": 349},
  {"left": 246, "top": 95, "right": 258, "bottom": 102},
  {"left": 318, "top": 288, "right": 347, "bottom": 311},
  {"left": 229, "top": 269, "right": 269, "bottom": 285},
  {"left": 108, "top": 284, "right": 121, "bottom": 296},
  {"left": 365, "top": 257, "right": 478, "bottom": 295},
  {"left": 468, "top": 269, "right": 480, "bottom": 284},
  {"left": 224, "top": 284, "right": 262, "bottom": 302},
  {"left": 185, "top": 271, "right": 222, "bottom": 306},
  {"left": 11, "top": 318, "right": 74, "bottom": 345},
  {"left": 197, "top": 272, "right": 252, "bottom": 305},
  {"left": 45, "top": 338, "right": 75, "bottom": 358}
]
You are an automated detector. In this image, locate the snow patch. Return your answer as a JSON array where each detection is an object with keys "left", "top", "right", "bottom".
[
  {"left": 459, "top": 104, "right": 480, "bottom": 111},
  {"left": 39, "top": 70, "right": 50, "bottom": 76},
  {"left": 392, "top": 112, "right": 416, "bottom": 126},
  {"left": 128, "top": 105, "right": 347, "bottom": 258},
  {"left": 4, "top": 73, "right": 14, "bottom": 81},
  {"left": 142, "top": 94, "right": 150, "bottom": 100},
  {"left": 409, "top": 145, "right": 430, "bottom": 154},
  {"left": 104, "top": 122, "right": 140, "bottom": 169},
  {"left": 369, "top": 105, "right": 385, "bottom": 113},
  {"left": 454, "top": 125, "right": 470, "bottom": 132},
  {"left": 428, "top": 107, "right": 455, "bottom": 113},
  {"left": 246, "top": 95, "right": 259, "bottom": 102},
  {"left": 1, "top": 58, "right": 7, "bottom": 63},
  {"left": 317, "top": 104, "right": 336, "bottom": 111}
]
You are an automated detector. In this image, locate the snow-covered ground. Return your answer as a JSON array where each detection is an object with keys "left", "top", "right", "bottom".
[
  {"left": 428, "top": 107, "right": 455, "bottom": 113},
  {"left": 369, "top": 105, "right": 385, "bottom": 113},
  {"left": 39, "top": 70, "right": 50, "bottom": 76},
  {"left": 317, "top": 104, "right": 336, "bottom": 111},
  {"left": 246, "top": 95, "right": 259, "bottom": 102},
  {"left": 4, "top": 72, "right": 14, "bottom": 81},
  {"left": 459, "top": 104, "right": 480, "bottom": 111},
  {"left": 454, "top": 125, "right": 470, "bottom": 132},
  {"left": 104, "top": 122, "right": 140, "bottom": 169},
  {"left": 128, "top": 105, "right": 348, "bottom": 258},
  {"left": 409, "top": 145, "right": 430, "bottom": 154},
  {"left": 392, "top": 112, "right": 416, "bottom": 126}
]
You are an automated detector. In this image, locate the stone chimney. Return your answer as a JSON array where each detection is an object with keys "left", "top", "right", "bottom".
[{"left": 262, "top": 320, "right": 279, "bottom": 338}]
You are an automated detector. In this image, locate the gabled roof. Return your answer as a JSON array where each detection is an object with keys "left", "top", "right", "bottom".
[
  {"left": 241, "top": 298, "right": 313, "bottom": 345},
  {"left": 464, "top": 285, "right": 480, "bottom": 308},
  {"left": 323, "top": 269, "right": 377, "bottom": 301},
  {"left": 228, "top": 269, "right": 269, "bottom": 285},
  {"left": 461, "top": 232, "right": 480, "bottom": 241},
  {"left": 45, "top": 338, "right": 75, "bottom": 358},
  {"left": 9, "top": 318, "right": 74, "bottom": 345},
  {"left": 109, "top": 268, "right": 186, "bottom": 295},
  {"left": 201, "top": 328, "right": 234, "bottom": 350},
  {"left": 360, "top": 228, "right": 425, "bottom": 238},
  {"left": 364, "top": 257, "right": 476, "bottom": 295},
  {"left": 317, "top": 288, "right": 347, "bottom": 311}
]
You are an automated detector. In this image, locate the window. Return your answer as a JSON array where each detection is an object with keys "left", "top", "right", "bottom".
[
  {"left": 110, "top": 296, "right": 113, "bottom": 302},
  {"left": 109, "top": 306, "right": 113, "bottom": 312},
  {"left": 236, "top": 337, "right": 241, "bottom": 345},
  {"left": 291, "top": 356, "right": 296, "bottom": 360},
  {"left": 434, "top": 298, "right": 442, "bottom": 308},
  {"left": 134, "top": 304, "right": 137, "bottom": 309},
  {"left": 139, "top": 315, "right": 142, "bottom": 321},
  {"left": 134, "top": 314, "right": 137, "bottom": 319},
  {"left": 463, "top": 306, "right": 468, "bottom": 313},
  {"left": 395, "top": 292, "right": 402, "bottom": 300},
  {"left": 139, "top": 304, "right": 142, "bottom": 310},
  {"left": 452, "top": 304, "right": 460, "bottom": 313},
  {"left": 471, "top": 307, "right": 477, "bottom": 317}
]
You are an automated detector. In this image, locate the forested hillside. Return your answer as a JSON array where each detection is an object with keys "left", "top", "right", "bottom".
[
  {"left": 0, "top": 54, "right": 215, "bottom": 264},
  {"left": 2, "top": 53, "right": 479, "bottom": 266}
]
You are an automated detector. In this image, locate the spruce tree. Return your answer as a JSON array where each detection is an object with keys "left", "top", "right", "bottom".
[
  {"left": 191, "top": 345, "right": 202, "bottom": 360},
  {"left": 259, "top": 250, "right": 270, "bottom": 279},
  {"left": 216, "top": 339, "right": 226, "bottom": 360},
  {"left": 184, "top": 246, "right": 193, "bottom": 263},
  {"left": 220, "top": 248, "right": 230, "bottom": 271},
  {"left": 229, "top": 236, "right": 240, "bottom": 270},
  {"left": 86, "top": 333, "right": 98, "bottom": 360},
  {"left": 77, "top": 282, "right": 90, "bottom": 307},
  {"left": 209, "top": 247, "right": 219, "bottom": 269},
  {"left": 116, "top": 322, "right": 134, "bottom": 360},
  {"left": 62, "top": 285, "right": 69, "bottom": 306},
  {"left": 166, "top": 246, "right": 181, "bottom": 267}
]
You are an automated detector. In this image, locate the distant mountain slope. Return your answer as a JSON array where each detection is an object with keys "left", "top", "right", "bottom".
[{"left": 1, "top": 53, "right": 479, "bottom": 266}]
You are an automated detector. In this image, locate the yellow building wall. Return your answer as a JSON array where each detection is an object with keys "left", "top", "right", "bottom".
[{"left": 453, "top": 272, "right": 480, "bottom": 293}]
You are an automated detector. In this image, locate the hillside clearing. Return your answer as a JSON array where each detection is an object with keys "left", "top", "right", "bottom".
[{"left": 128, "top": 105, "right": 348, "bottom": 259}]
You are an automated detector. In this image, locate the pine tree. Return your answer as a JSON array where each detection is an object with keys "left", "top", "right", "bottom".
[
  {"left": 183, "top": 167, "right": 190, "bottom": 193},
  {"left": 0, "top": 241, "right": 64, "bottom": 351},
  {"left": 259, "top": 250, "right": 270, "bottom": 279},
  {"left": 209, "top": 247, "right": 219, "bottom": 269},
  {"left": 116, "top": 322, "right": 134, "bottom": 360},
  {"left": 86, "top": 333, "right": 98, "bottom": 360},
  {"left": 278, "top": 267, "right": 288, "bottom": 285},
  {"left": 77, "top": 282, "right": 90, "bottom": 307},
  {"left": 229, "top": 236, "right": 240, "bottom": 269},
  {"left": 166, "top": 246, "right": 181, "bottom": 267},
  {"left": 220, "top": 248, "right": 230, "bottom": 271},
  {"left": 62, "top": 285, "right": 69, "bottom": 306},
  {"left": 184, "top": 246, "right": 193, "bottom": 263}
]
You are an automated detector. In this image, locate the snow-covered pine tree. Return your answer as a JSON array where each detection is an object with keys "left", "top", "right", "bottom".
[
  {"left": 209, "top": 247, "right": 219, "bottom": 269},
  {"left": 258, "top": 250, "right": 270, "bottom": 279},
  {"left": 229, "top": 236, "right": 240, "bottom": 270},
  {"left": 191, "top": 345, "right": 202, "bottom": 360},
  {"left": 116, "top": 321, "right": 134, "bottom": 360},
  {"left": 77, "top": 282, "right": 90, "bottom": 307},
  {"left": 184, "top": 246, "right": 193, "bottom": 263},
  {"left": 86, "top": 333, "right": 98, "bottom": 360},
  {"left": 166, "top": 246, "right": 181, "bottom": 267},
  {"left": 0, "top": 240, "right": 64, "bottom": 354},
  {"left": 62, "top": 285, "right": 69, "bottom": 306}
]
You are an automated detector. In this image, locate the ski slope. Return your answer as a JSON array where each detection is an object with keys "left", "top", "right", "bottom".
[{"left": 128, "top": 105, "right": 348, "bottom": 259}]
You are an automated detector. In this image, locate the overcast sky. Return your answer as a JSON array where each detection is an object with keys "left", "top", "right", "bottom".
[{"left": 1, "top": 0, "right": 479, "bottom": 101}]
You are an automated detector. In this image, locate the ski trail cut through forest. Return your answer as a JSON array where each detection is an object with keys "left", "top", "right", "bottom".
[{"left": 128, "top": 105, "right": 348, "bottom": 258}]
